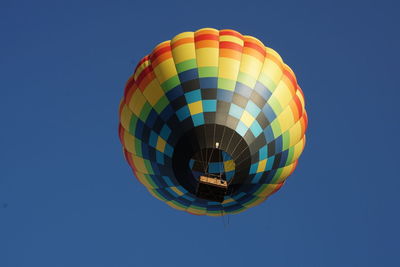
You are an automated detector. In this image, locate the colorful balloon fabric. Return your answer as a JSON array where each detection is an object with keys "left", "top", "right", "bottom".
[{"left": 118, "top": 28, "right": 308, "bottom": 215}]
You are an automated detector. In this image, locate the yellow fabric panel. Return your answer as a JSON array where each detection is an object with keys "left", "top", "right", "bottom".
[
  {"left": 123, "top": 130, "right": 136, "bottom": 154},
  {"left": 256, "top": 184, "right": 281, "bottom": 197},
  {"left": 169, "top": 187, "right": 184, "bottom": 196},
  {"left": 153, "top": 59, "right": 178, "bottom": 84},
  {"left": 127, "top": 89, "right": 146, "bottom": 117},
  {"left": 196, "top": 48, "right": 218, "bottom": 67},
  {"left": 222, "top": 197, "right": 235, "bottom": 205},
  {"left": 289, "top": 120, "right": 303, "bottom": 147},
  {"left": 219, "top": 34, "right": 243, "bottom": 46},
  {"left": 266, "top": 47, "right": 283, "bottom": 64},
  {"left": 273, "top": 81, "right": 293, "bottom": 109},
  {"left": 133, "top": 59, "right": 150, "bottom": 81},
  {"left": 240, "top": 54, "right": 263, "bottom": 79},
  {"left": 120, "top": 104, "right": 132, "bottom": 130},
  {"left": 186, "top": 205, "right": 207, "bottom": 215},
  {"left": 132, "top": 155, "right": 149, "bottom": 174},
  {"left": 142, "top": 80, "right": 164, "bottom": 107},
  {"left": 274, "top": 163, "right": 296, "bottom": 184},
  {"left": 261, "top": 59, "right": 283, "bottom": 87},
  {"left": 292, "top": 137, "right": 305, "bottom": 162},
  {"left": 188, "top": 101, "right": 203, "bottom": 115},
  {"left": 256, "top": 159, "right": 267, "bottom": 173},
  {"left": 296, "top": 89, "right": 305, "bottom": 109},
  {"left": 171, "top": 32, "right": 195, "bottom": 63},
  {"left": 218, "top": 57, "right": 240, "bottom": 80},
  {"left": 156, "top": 136, "right": 166, "bottom": 152},
  {"left": 172, "top": 43, "right": 196, "bottom": 64},
  {"left": 240, "top": 110, "right": 255, "bottom": 127},
  {"left": 172, "top": 31, "right": 193, "bottom": 40},
  {"left": 223, "top": 160, "right": 235, "bottom": 172},
  {"left": 277, "top": 107, "right": 295, "bottom": 133}
]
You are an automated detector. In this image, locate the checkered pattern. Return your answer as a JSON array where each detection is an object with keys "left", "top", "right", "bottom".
[{"left": 118, "top": 28, "right": 308, "bottom": 216}]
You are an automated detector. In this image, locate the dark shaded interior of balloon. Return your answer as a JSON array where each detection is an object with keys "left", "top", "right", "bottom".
[
  {"left": 189, "top": 148, "right": 235, "bottom": 182},
  {"left": 172, "top": 125, "right": 252, "bottom": 201}
]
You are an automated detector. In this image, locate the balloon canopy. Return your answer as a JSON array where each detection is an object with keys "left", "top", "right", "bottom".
[{"left": 118, "top": 28, "right": 308, "bottom": 215}]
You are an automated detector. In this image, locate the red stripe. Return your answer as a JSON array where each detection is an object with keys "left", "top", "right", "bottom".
[
  {"left": 150, "top": 45, "right": 171, "bottom": 62},
  {"left": 244, "top": 41, "right": 266, "bottom": 57},
  {"left": 293, "top": 95, "right": 303, "bottom": 118},
  {"left": 134, "top": 55, "right": 149, "bottom": 75},
  {"left": 195, "top": 33, "right": 219, "bottom": 42},
  {"left": 220, "top": 30, "right": 243, "bottom": 40},
  {"left": 283, "top": 69, "right": 297, "bottom": 88},
  {"left": 219, "top": 41, "right": 242, "bottom": 52},
  {"left": 135, "top": 66, "right": 153, "bottom": 88}
]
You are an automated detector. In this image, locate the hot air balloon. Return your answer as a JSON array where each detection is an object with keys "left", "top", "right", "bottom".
[{"left": 118, "top": 28, "right": 307, "bottom": 215}]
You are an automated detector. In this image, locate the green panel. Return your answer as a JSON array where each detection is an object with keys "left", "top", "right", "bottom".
[
  {"left": 258, "top": 72, "right": 277, "bottom": 92},
  {"left": 139, "top": 102, "right": 152, "bottom": 121},
  {"left": 198, "top": 66, "right": 218, "bottom": 78},
  {"left": 268, "top": 96, "right": 283, "bottom": 115},
  {"left": 129, "top": 115, "right": 138, "bottom": 135},
  {"left": 217, "top": 78, "right": 236, "bottom": 91},
  {"left": 144, "top": 160, "right": 154, "bottom": 175},
  {"left": 175, "top": 59, "right": 197, "bottom": 73},
  {"left": 237, "top": 72, "right": 257, "bottom": 88},
  {"left": 281, "top": 131, "right": 290, "bottom": 151},
  {"left": 154, "top": 96, "right": 169, "bottom": 114},
  {"left": 161, "top": 75, "right": 180, "bottom": 92},
  {"left": 134, "top": 138, "right": 142, "bottom": 156}
]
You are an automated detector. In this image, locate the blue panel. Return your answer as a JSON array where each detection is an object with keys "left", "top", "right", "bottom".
[
  {"left": 200, "top": 77, "right": 217, "bottom": 88},
  {"left": 208, "top": 162, "right": 220, "bottom": 173},
  {"left": 274, "top": 136, "right": 283, "bottom": 153},
  {"left": 135, "top": 119, "right": 145, "bottom": 139},
  {"left": 164, "top": 144, "right": 174, "bottom": 158},
  {"left": 165, "top": 187, "right": 180, "bottom": 198},
  {"left": 166, "top": 85, "right": 184, "bottom": 101},
  {"left": 178, "top": 69, "right": 198, "bottom": 82},
  {"left": 254, "top": 81, "right": 272, "bottom": 100},
  {"left": 234, "top": 82, "right": 252, "bottom": 98},
  {"left": 262, "top": 104, "right": 276, "bottom": 122},
  {"left": 246, "top": 101, "right": 261, "bottom": 118},
  {"left": 176, "top": 106, "right": 190, "bottom": 121},
  {"left": 149, "top": 131, "right": 158, "bottom": 148},
  {"left": 217, "top": 89, "right": 233, "bottom": 102},
  {"left": 145, "top": 110, "right": 158, "bottom": 128},
  {"left": 236, "top": 121, "right": 248, "bottom": 137},
  {"left": 264, "top": 126, "right": 275, "bottom": 142},
  {"left": 160, "top": 124, "right": 171, "bottom": 140},
  {"left": 176, "top": 186, "right": 188, "bottom": 194},
  {"left": 185, "top": 89, "right": 201, "bottom": 103},
  {"left": 259, "top": 146, "right": 268, "bottom": 160},
  {"left": 251, "top": 172, "right": 263, "bottom": 183},
  {"left": 162, "top": 176, "right": 175, "bottom": 187},
  {"left": 159, "top": 105, "right": 174, "bottom": 121},
  {"left": 156, "top": 151, "right": 164, "bottom": 165},
  {"left": 192, "top": 113, "right": 204, "bottom": 126},
  {"left": 250, "top": 121, "right": 263, "bottom": 137},
  {"left": 229, "top": 103, "right": 244, "bottom": 119},
  {"left": 250, "top": 162, "right": 258, "bottom": 174},
  {"left": 266, "top": 155, "right": 275, "bottom": 171},
  {"left": 202, "top": 100, "right": 217, "bottom": 112}
]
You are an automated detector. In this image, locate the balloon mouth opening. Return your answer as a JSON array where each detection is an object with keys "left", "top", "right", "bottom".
[
  {"left": 189, "top": 147, "right": 235, "bottom": 183},
  {"left": 171, "top": 125, "right": 252, "bottom": 201}
]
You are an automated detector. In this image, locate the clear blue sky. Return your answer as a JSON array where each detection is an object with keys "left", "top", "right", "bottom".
[{"left": 1, "top": 0, "right": 399, "bottom": 266}]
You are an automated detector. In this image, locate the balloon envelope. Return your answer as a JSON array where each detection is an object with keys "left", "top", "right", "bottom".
[{"left": 119, "top": 28, "right": 308, "bottom": 215}]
